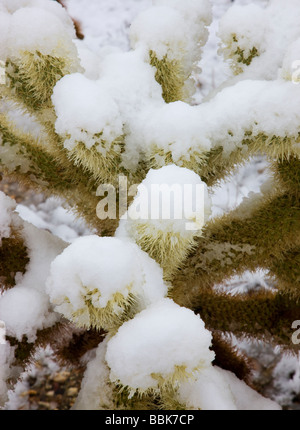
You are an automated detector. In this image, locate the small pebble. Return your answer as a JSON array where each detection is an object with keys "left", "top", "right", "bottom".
[
  {"left": 67, "top": 387, "right": 78, "bottom": 397},
  {"left": 52, "top": 371, "right": 71, "bottom": 383}
]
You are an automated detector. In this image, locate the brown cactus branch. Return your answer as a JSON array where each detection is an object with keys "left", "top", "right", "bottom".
[
  {"left": 192, "top": 290, "right": 300, "bottom": 352},
  {"left": 0, "top": 232, "right": 29, "bottom": 290}
]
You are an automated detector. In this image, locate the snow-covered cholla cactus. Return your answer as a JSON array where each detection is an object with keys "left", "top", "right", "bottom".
[
  {"left": 116, "top": 165, "right": 212, "bottom": 279},
  {"left": 46, "top": 236, "right": 167, "bottom": 331},
  {"left": 0, "top": 0, "right": 81, "bottom": 110},
  {"left": 0, "top": 0, "right": 299, "bottom": 410}
]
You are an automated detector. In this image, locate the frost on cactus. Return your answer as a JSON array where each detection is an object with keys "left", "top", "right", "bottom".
[
  {"left": 0, "top": 0, "right": 299, "bottom": 411},
  {"left": 46, "top": 236, "right": 167, "bottom": 331}
]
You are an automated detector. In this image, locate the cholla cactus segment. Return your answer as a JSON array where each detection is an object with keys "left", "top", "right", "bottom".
[
  {"left": 52, "top": 74, "right": 123, "bottom": 151},
  {"left": 218, "top": 4, "right": 265, "bottom": 75},
  {"left": 127, "top": 100, "right": 213, "bottom": 177},
  {"left": 1, "top": 2, "right": 81, "bottom": 110},
  {"left": 138, "top": 101, "right": 212, "bottom": 171},
  {"left": 7, "top": 7, "right": 76, "bottom": 58},
  {"left": 52, "top": 73, "right": 124, "bottom": 182},
  {"left": 5, "top": 52, "right": 71, "bottom": 111},
  {"left": 130, "top": 79, "right": 300, "bottom": 180},
  {"left": 218, "top": 0, "right": 300, "bottom": 80},
  {"left": 46, "top": 236, "right": 167, "bottom": 332},
  {"left": 88, "top": 48, "right": 163, "bottom": 174},
  {"left": 105, "top": 298, "right": 214, "bottom": 397},
  {"left": 130, "top": 0, "right": 212, "bottom": 102},
  {"left": 116, "top": 165, "right": 211, "bottom": 279},
  {"left": 204, "top": 79, "right": 300, "bottom": 160}
]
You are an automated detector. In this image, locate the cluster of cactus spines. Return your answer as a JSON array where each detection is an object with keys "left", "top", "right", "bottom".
[
  {"left": 6, "top": 52, "right": 69, "bottom": 110},
  {"left": 0, "top": 0, "right": 299, "bottom": 410}
]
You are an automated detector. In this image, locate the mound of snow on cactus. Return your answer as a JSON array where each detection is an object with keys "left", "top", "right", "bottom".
[
  {"left": 106, "top": 298, "right": 214, "bottom": 393},
  {"left": 46, "top": 235, "right": 167, "bottom": 328}
]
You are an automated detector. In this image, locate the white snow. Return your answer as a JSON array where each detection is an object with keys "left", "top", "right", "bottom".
[
  {"left": 281, "top": 37, "right": 300, "bottom": 83},
  {"left": 178, "top": 365, "right": 237, "bottom": 410},
  {"left": 130, "top": 0, "right": 212, "bottom": 85},
  {"left": 16, "top": 221, "right": 67, "bottom": 294},
  {"left": 106, "top": 298, "right": 214, "bottom": 393},
  {"left": 140, "top": 78, "right": 300, "bottom": 165},
  {"left": 178, "top": 365, "right": 281, "bottom": 410},
  {"left": 130, "top": 6, "right": 188, "bottom": 60},
  {"left": 218, "top": 0, "right": 300, "bottom": 81},
  {"left": 52, "top": 73, "right": 123, "bottom": 151},
  {"left": 17, "top": 197, "right": 94, "bottom": 243},
  {"left": 1, "top": 0, "right": 298, "bottom": 410},
  {"left": 46, "top": 235, "right": 167, "bottom": 328},
  {"left": 0, "top": 191, "right": 16, "bottom": 244},
  {"left": 117, "top": 165, "right": 211, "bottom": 236},
  {"left": 0, "top": 1, "right": 78, "bottom": 62},
  {"left": 272, "top": 354, "right": 300, "bottom": 406},
  {"left": 65, "top": 0, "right": 152, "bottom": 53},
  {"left": 72, "top": 340, "right": 114, "bottom": 410},
  {"left": 0, "top": 286, "right": 57, "bottom": 342},
  {"left": 0, "top": 12, "right": 10, "bottom": 60},
  {"left": 0, "top": 210, "right": 67, "bottom": 345}
]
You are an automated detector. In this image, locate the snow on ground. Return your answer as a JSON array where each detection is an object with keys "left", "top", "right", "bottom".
[{"left": 16, "top": 198, "right": 94, "bottom": 243}]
